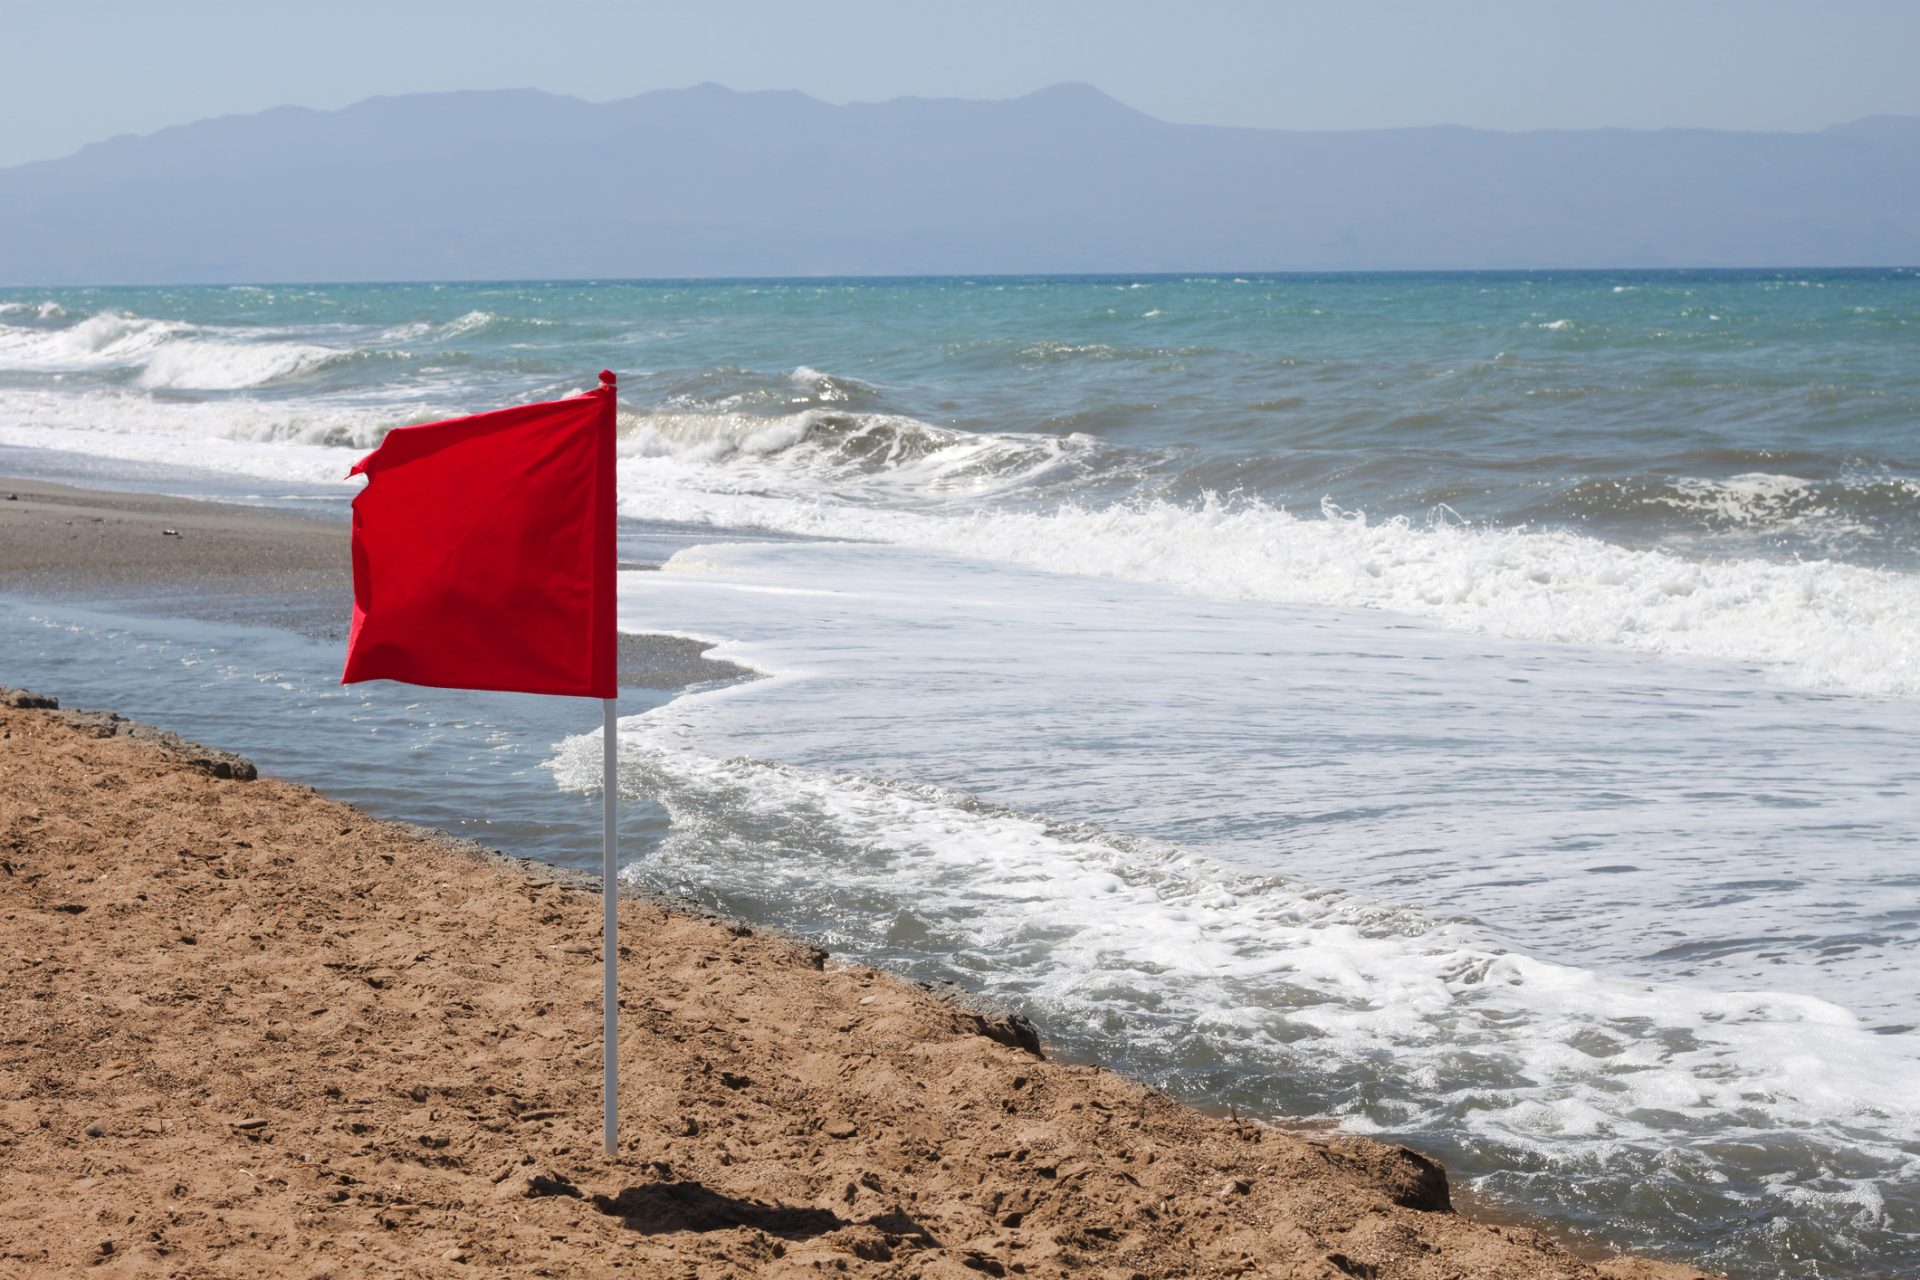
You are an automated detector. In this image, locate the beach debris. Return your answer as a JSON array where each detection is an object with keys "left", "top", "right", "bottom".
[
  {"left": 918, "top": 979, "right": 1044, "bottom": 1057},
  {"left": 231, "top": 1117, "right": 270, "bottom": 1130},
  {"left": 1319, "top": 1141, "right": 1452, "bottom": 1213},
  {"left": 161, "top": 528, "right": 181, "bottom": 537}
]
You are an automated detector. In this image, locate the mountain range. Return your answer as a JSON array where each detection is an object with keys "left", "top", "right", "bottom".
[{"left": 2, "top": 83, "right": 1915, "bottom": 284}]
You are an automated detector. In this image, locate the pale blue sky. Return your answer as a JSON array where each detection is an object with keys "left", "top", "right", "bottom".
[{"left": 4, "top": 0, "right": 1917, "bottom": 169}]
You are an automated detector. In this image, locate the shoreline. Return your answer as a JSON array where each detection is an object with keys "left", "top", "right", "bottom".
[
  {"left": 0, "top": 476, "right": 1719, "bottom": 1277},
  {"left": 0, "top": 690, "right": 1710, "bottom": 1277},
  {"left": 0, "top": 476, "right": 754, "bottom": 686}
]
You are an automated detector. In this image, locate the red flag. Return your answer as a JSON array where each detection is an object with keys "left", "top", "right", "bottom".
[{"left": 342, "top": 371, "right": 618, "bottom": 698}]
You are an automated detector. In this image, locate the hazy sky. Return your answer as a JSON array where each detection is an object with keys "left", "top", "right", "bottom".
[{"left": 4, "top": 0, "right": 1917, "bottom": 169}]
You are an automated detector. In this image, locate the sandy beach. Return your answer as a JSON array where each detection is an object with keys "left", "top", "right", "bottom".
[
  {"left": 0, "top": 481, "right": 1728, "bottom": 1278},
  {"left": 0, "top": 687, "right": 1714, "bottom": 1279},
  {"left": 0, "top": 483, "right": 1728, "bottom": 1280}
]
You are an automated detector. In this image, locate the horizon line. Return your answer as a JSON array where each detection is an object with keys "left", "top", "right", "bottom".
[{"left": 6, "top": 265, "right": 1918, "bottom": 292}]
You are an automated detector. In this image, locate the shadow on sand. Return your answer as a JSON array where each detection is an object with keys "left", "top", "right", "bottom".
[{"left": 591, "top": 1181, "right": 845, "bottom": 1238}]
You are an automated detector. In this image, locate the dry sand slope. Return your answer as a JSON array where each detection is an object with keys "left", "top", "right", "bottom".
[{"left": 0, "top": 696, "right": 1711, "bottom": 1279}]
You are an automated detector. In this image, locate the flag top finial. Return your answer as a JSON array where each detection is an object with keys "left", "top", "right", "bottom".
[{"left": 599, "top": 370, "right": 616, "bottom": 387}]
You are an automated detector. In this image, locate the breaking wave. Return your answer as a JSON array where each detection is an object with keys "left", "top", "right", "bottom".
[
  {"left": 0, "top": 387, "right": 449, "bottom": 477},
  {"left": 616, "top": 405, "right": 1131, "bottom": 501},
  {"left": 611, "top": 470, "right": 1920, "bottom": 699},
  {"left": 0, "top": 309, "right": 361, "bottom": 390},
  {"left": 1544, "top": 470, "right": 1920, "bottom": 531},
  {"left": 547, "top": 725, "right": 1920, "bottom": 1274}
]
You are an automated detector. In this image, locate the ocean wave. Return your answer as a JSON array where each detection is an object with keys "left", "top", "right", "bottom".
[
  {"left": 373, "top": 310, "right": 518, "bottom": 344},
  {"left": 134, "top": 339, "right": 349, "bottom": 390},
  {"left": 1658, "top": 471, "right": 1920, "bottom": 526},
  {"left": 548, "top": 725, "right": 1920, "bottom": 1270},
  {"left": 788, "top": 364, "right": 860, "bottom": 402},
  {"left": 1533, "top": 470, "right": 1920, "bottom": 549},
  {"left": 0, "top": 310, "right": 193, "bottom": 369},
  {"left": 0, "top": 300, "right": 69, "bottom": 322},
  {"left": 617, "top": 406, "right": 1117, "bottom": 499},
  {"left": 648, "top": 363, "right": 885, "bottom": 417},
  {"left": 4, "top": 348, "right": 1915, "bottom": 700},
  {"left": 0, "top": 387, "right": 447, "bottom": 464},
  {"left": 609, "top": 474, "right": 1920, "bottom": 699},
  {"left": 0, "top": 309, "right": 363, "bottom": 389},
  {"left": 6, "top": 371, "right": 1915, "bottom": 698},
  {"left": 1015, "top": 339, "right": 1208, "bottom": 363}
]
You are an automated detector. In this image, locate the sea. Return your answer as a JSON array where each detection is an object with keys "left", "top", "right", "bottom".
[{"left": 0, "top": 272, "right": 1915, "bottom": 1278}]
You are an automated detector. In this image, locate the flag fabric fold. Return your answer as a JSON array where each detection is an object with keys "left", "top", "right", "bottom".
[{"left": 342, "top": 372, "right": 618, "bottom": 698}]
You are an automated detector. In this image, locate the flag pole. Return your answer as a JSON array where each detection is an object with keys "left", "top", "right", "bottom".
[{"left": 602, "top": 694, "right": 619, "bottom": 1156}]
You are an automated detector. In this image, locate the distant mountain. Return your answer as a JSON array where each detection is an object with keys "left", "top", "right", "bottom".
[{"left": 1, "top": 84, "right": 1916, "bottom": 284}]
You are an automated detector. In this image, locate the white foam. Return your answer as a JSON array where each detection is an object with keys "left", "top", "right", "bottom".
[
  {"left": 0, "top": 300, "right": 68, "bottom": 320},
  {"left": 616, "top": 406, "right": 1108, "bottom": 500},
  {"left": 788, "top": 364, "right": 849, "bottom": 400},
  {"left": 0, "top": 310, "right": 349, "bottom": 389},
  {"left": 0, "top": 311, "right": 191, "bottom": 369},
  {"left": 439, "top": 309, "right": 500, "bottom": 339},
  {"left": 607, "top": 469, "right": 1920, "bottom": 699},
  {"left": 549, "top": 718, "right": 1920, "bottom": 1190},
  {"left": 545, "top": 536, "right": 1920, "bottom": 1266},
  {"left": 133, "top": 338, "right": 343, "bottom": 390},
  {"left": 0, "top": 387, "right": 422, "bottom": 482}
]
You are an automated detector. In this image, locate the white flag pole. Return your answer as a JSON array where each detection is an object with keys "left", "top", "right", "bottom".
[{"left": 602, "top": 695, "right": 619, "bottom": 1156}]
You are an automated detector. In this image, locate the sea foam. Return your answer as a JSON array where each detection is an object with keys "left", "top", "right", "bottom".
[
  {"left": 0, "top": 309, "right": 376, "bottom": 390},
  {"left": 607, "top": 460, "right": 1920, "bottom": 699}
]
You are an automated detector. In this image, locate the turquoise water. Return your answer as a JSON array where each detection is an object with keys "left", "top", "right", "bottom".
[
  {"left": 2, "top": 271, "right": 1918, "bottom": 1277},
  {"left": 4, "top": 270, "right": 1917, "bottom": 571}
]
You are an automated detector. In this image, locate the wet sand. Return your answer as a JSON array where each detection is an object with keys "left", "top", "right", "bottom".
[
  {"left": 0, "top": 477, "right": 351, "bottom": 637},
  {"left": 0, "top": 477, "right": 747, "bottom": 686}
]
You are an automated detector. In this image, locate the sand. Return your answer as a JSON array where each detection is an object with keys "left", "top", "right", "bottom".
[
  {"left": 0, "top": 695, "right": 1714, "bottom": 1279},
  {"left": 0, "top": 477, "right": 351, "bottom": 639}
]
